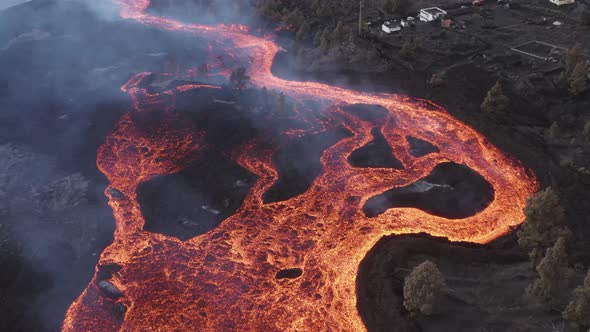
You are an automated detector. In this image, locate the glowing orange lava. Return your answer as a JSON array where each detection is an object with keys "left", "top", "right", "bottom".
[{"left": 62, "top": 1, "right": 538, "bottom": 331}]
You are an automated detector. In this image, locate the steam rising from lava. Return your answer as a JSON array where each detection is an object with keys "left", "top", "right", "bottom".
[{"left": 62, "top": 0, "right": 538, "bottom": 331}]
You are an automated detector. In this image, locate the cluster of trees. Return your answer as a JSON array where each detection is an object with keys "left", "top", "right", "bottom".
[
  {"left": 254, "top": 0, "right": 360, "bottom": 61},
  {"left": 517, "top": 188, "right": 590, "bottom": 329},
  {"left": 401, "top": 187, "right": 590, "bottom": 330},
  {"left": 227, "top": 67, "right": 294, "bottom": 114}
]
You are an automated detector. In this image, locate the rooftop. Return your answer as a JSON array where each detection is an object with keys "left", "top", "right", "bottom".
[{"left": 421, "top": 7, "right": 447, "bottom": 15}]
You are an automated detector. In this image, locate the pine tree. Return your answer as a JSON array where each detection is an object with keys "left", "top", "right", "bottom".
[
  {"left": 563, "top": 270, "right": 590, "bottom": 328},
  {"left": 517, "top": 188, "right": 571, "bottom": 264},
  {"left": 278, "top": 92, "right": 286, "bottom": 113},
  {"left": 332, "top": 20, "right": 345, "bottom": 42},
  {"left": 565, "top": 44, "right": 583, "bottom": 74},
  {"left": 403, "top": 261, "right": 447, "bottom": 315},
  {"left": 313, "top": 30, "right": 323, "bottom": 47},
  {"left": 229, "top": 67, "right": 250, "bottom": 90},
  {"left": 315, "top": 3, "right": 330, "bottom": 17},
  {"left": 481, "top": 81, "right": 510, "bottom": 115},
  {"left": 548, "top": 121, "right": 560, "bottom": 141},
  {"left": 319, "top": 27, "right": 331, "bottom": 53},
  {"left": 581, "top": 9, "right": 590, "bottom": 26},
  {"left": 583, "top": 121, "right": 590, "bottom": 142},
  {"left": 296, "top": 22, "right": 309, "bottom": 41},
  {"left": 527, "top": 237, "right": 574, "bottom": 305},
  {"left": 311, "top": 0, "right": 320, "bottom": 11},
  {"left": 285, "top": 8, "right": 304, "bottom": 30},
  {"left": 295, "top": 47, "right": 306, "bottom": 67},
  {"left": 569, "top": 62, "right": 588, "bottom": 96}
]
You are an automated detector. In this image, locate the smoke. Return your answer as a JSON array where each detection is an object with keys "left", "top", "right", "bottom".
[
  {"left": 78, "top": 0, "right": 120, "bottom": 21},
  {"left": 0, "top": 0, "right": 249, "bottom": 330},
  {"left": 0, "top": 0, "right": 467, "bottom": 330},
  {"left": 0, "top": 0, "right": 30, "bottom": 11}
]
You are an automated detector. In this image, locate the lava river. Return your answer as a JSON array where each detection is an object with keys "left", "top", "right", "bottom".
[{"left": 62, "top": 0, "right": 539, "bottom": 331}]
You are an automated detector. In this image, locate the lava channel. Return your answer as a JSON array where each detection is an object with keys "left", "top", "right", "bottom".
[{"left": 62, "top": 1, "right": 539, "bottom": 331}]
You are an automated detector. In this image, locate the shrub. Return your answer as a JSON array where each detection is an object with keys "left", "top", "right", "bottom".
[{"left": 403, "top": 260, "right": 447, "bottom": 315}]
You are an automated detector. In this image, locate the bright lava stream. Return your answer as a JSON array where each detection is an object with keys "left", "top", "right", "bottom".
[{"left": 62, "top": 0, "right": 538, "bottom": 331}]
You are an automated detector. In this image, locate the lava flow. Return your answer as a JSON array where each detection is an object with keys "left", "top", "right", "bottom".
[{"left": 62, "top": 0, "right": 538, "bottom": 331}]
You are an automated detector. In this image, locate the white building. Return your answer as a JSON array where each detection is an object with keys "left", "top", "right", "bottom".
[
  {"left": 401, "top": 17, "right": 415, "bottom": 28},
  {"left": 382, "top": 21, "right": 402, "bottom": 33},
  {"left": 549, "top": 0, "right": 575, "bottom": 5},
  {"left": 419, "top": 7, "right": 447, "bottom": 22}
]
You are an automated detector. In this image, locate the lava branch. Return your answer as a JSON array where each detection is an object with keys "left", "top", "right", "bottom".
[{"left": 62, "top": 1, "right": 538, "bottom": 332}]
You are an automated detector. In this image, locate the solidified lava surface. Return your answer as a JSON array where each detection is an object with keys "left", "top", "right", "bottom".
[{"left": 62, "top": 1, "right": 539, "bottom": 331}]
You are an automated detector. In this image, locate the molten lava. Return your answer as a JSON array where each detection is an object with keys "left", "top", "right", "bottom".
[{"left": 62, "top": 1, "right": 538, "bottom": 331}]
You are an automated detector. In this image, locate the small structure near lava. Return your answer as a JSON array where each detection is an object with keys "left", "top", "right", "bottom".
[
  {"left": 419, "top": 7, "right": 447, "bottom": 22},
  {"left": 549, "top": 0, "right": 575, "bottom": 5},
  {"left": 382, "top": 21, "right": 402, "bottom": 34}
]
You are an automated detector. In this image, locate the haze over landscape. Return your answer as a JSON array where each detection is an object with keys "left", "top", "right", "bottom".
[{"left": 1, "top": 0, "right": 589, "bottom": 331}]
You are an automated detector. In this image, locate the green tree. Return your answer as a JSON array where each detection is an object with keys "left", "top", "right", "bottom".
[
  {"left": 259, "top": 2, "right": 281, "bottom": 21},
  {"left": 517, "top": 187, "right": 571, "bottom": 264},
  {"left": 315, "top": 3, "right": 330, "bottom": 17},
  {"left": 319, "top": 27, "right": 331, "bottom": 53},
  {"left": 563, "top": 269, "right": 590, "bottom": 329},
  {"left": 311, "top": 0, "right": 320, "bottom": 11},
  {"left": 568, "top": 62, "right": 589, "bottom": 96},
  {"left": 481, "top": 81, "right": 510, "bottom": 115},
  {"left": 313, "top": 29, "right": 323, "bottom": 47},
  {"left": 403, "top": 261, "right": 447, "bottom": 315},
  {"left": 296, "top": 21, "right": 310, "bottom": 41},
  {"left": 285, "top": 8, "right": 304, "bottom": 30},
  {"left": 548, "top": 121, "right": 560, "bottom": 141},
  {"left": 565, "top": 44, "right": 583, "bottom": 74},
  {"left": 278, "top": 92, "right": 286, "bottom": 113},
  {"left": 526, "top": 237, "right": 574, "bottom": 305},
  {"left": 230, "top": 67, "right": 250, "bottom": 90},
  {"left": 332, "top": 20, "right": 346, "bottom": 42}
]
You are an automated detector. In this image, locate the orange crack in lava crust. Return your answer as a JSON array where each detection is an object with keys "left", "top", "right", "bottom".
[{"left": 62, "top": 1, "right": 539, "bottom": 331}]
